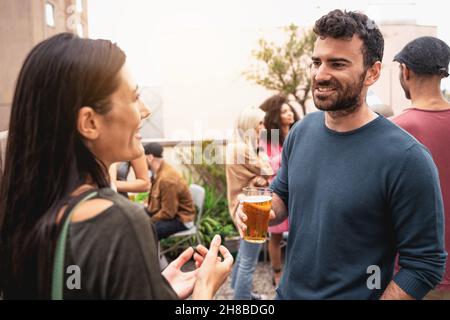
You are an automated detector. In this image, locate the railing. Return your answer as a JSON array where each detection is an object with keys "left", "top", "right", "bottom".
[
  {"left": 141, "top": 138, "right": 228, "bottom": 147},
  {"left": 142, "top": 139, "right": 227, "bottom": 169},
  {"left": 0, "top": 133, "right": 228, "bottom": 175},
  {"left": 143, "top": 139, "right": 227, "bottom": 192}
]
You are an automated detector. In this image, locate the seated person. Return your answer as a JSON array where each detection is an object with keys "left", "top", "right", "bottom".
[
  {"left": 144, "top": 142, "right": 196, "bottom": 239},
  {"left": 109, "top": 155, "right": 151, "bottom": 198}
]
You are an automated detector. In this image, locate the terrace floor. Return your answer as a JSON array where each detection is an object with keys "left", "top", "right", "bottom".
[{"left": 214, "top": 260, "right": 277, "bottom": 300}]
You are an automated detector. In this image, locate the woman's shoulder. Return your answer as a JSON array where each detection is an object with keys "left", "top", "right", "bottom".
[
  {"left": 66, "top": 189, "right": 170, "bottom": 300},
  {"left": 97, "top": 188, "right": 151, "bottom": 224},
  {"left": 69, "top": 188, "right": 158, "bottom": 267}
]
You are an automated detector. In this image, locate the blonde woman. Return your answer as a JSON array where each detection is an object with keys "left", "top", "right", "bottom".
[{"left": 226, "top": 107, "right": 273, "bottom": 300}]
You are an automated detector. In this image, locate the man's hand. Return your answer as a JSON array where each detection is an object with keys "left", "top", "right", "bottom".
[{"left": 234, "top": 201, "right": 276, "bottom": 238}]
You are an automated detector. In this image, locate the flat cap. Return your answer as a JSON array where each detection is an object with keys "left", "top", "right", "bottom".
[{"left": 394, "top": 36, "right": 450, "bottom": 77}]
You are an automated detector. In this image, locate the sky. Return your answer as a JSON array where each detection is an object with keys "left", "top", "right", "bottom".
[{"left": 88, "top": 0, "right": 450, "bottom": 89}]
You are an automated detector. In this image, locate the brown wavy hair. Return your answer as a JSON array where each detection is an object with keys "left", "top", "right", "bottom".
[{"left": 259, "top": 95, "right": 299, "bottom": 145}]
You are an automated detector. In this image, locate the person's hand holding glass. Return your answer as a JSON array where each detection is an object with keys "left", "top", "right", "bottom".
[{"left": 236, "top": 187, "right": 275, "bottom": 243}]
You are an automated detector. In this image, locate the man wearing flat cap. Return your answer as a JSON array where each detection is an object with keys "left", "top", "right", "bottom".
[
  {"left": 391, "top": 36, "right": 450, "bottom": 300},
  {"left": 144, "top": 142, "right": 196, "bottom": 240}
]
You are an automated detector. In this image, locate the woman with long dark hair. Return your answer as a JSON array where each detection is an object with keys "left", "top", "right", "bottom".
[
  {"left": 0, "top": 33, "right": 232, "bottom": 299},
  {"left": 259, "top": 94, "right": 299, "bottom": 287}
]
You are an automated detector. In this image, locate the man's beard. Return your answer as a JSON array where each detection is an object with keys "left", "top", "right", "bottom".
[{"left": 313, "top": 71, "right": 366, "bottom": 115}]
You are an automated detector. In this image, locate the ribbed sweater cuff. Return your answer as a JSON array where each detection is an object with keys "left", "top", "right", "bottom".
[{"left": 393, "top": 269, "right": 432, "bottom": 300}]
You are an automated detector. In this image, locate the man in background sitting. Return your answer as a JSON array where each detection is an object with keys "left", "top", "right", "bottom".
[{"left": 144, "top": 142, "right": 196, "bottom": 239}]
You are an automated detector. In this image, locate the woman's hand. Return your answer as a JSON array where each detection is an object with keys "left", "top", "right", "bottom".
[
  {"left": 162, "top": 247, "right": 202, "bottom": 299},
  {"left": 192, "top": 244, "right": 223, "bottom": 268},
  {"left": 161, "top": 240, "right": 231, "bottom": 300},
  {"left": 192, "top": 235, "right": 234, "bottom": 300},
  {"left": 253, "top": 176, "right": 268, "bottom": 187}
]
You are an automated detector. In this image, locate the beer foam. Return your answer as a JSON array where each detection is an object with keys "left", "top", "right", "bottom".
[{"left": 244, "top": 195, "right": 272, "bottom": 203}]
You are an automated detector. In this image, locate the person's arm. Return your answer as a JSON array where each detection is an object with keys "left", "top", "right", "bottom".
[
  {"left": 385, "top": 144, "right": 447, "bottom": 300},
  {"left": 269, "top": 193, "right": 288, "bottom": 226},
  {"left": 233, "top": 142, "right": 274, "bottom": 178},
  {"left": 115, "top": 155, "right": 151, "bottom": 193},
  {"left": 150, "top": 180, "right": 179, "bottom": 221},
  {"left": 255, "top": 149, "right": 275, "bottom": 178},
  {"left": 249, "top": 175, "right": 269, "bottom": 187},
  {"left": 236, "top": 128, "right": 290, "bottom": 234},
  {"left": 380, "top": 281, "right": 414, "bottom": 300},
  {"left": 109, "top": 163, "right": 118, "bottom": 191},
  {"left": 267, "top": 132, "right": 290, "bottom": 225}
]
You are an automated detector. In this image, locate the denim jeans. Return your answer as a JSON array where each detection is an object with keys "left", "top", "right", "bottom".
[{"left": 230, "top": 239, "right": 262, "bottom": 299}]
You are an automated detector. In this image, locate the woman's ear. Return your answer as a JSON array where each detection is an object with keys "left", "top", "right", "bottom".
[{"left": 77, "top": 106, "right": 100, "bottom": 140}]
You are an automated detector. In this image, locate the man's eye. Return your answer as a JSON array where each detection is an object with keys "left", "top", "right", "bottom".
[
  {"left": 333, "top": 63, "right": 344, "bottom": 68},
  {"left": 312, "top": 61, "right": 321, "bottom": 67}
]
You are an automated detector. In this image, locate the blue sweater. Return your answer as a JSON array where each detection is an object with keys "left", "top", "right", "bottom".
[{"left": 271, "top": 111, "right": 447, "bottom": 299}]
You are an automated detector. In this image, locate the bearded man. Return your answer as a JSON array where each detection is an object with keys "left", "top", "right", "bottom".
[{"left": 235, "top": 10, "right": 447, "bottom": 300}]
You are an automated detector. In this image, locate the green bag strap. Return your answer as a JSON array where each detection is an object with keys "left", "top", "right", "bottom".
[{"left": 51, "top": 191, "right": 98, "bottom": 300}]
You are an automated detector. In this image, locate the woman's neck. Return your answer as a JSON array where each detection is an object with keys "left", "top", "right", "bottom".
[{"left": 72, "top": 182, "right": 96, "bottom": 196}]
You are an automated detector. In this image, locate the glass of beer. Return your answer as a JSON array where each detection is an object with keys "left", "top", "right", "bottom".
[
  {"left": 128, "top": 192, "right": 136, "bottom": 202},
  {"left": 242, "top": 187, "right": 273, "bottom": 243}
]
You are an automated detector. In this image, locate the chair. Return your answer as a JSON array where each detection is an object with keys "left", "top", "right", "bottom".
[{"left": 160, "top": 184, "right": 205, "bottom": 255}]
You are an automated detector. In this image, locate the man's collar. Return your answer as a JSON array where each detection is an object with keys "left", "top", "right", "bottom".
[{"left": 152, "top": 160, "right": 165, "bottom": 181}]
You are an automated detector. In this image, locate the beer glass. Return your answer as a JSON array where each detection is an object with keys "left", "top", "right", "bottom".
[
  {"left": 242, "top": 187, "right": 273, "bottom": 243},
  {"left": 128, "top": 192, "right": 136, "bottom": 202}
]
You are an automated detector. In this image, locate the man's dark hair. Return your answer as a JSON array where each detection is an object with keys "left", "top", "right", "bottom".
[
  {"left": 144, "top": 142, "right": 164, "bottom": 158},
  {"left": 313, "top": 9, "right": 384, "bottom": 68}
]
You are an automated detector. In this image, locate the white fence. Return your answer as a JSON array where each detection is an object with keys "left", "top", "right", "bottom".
[{"left": 0, "top": 134, "right": 227, "bottom": 175}]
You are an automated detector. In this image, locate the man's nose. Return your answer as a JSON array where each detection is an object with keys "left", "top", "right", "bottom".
[{"left": 313, "top": 64, "right": 332, "bottom": 83}]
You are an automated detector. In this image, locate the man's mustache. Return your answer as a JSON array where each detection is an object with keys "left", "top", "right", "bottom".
[{"left": 313, "top": 79, "right": 341, "bottom": 89}]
